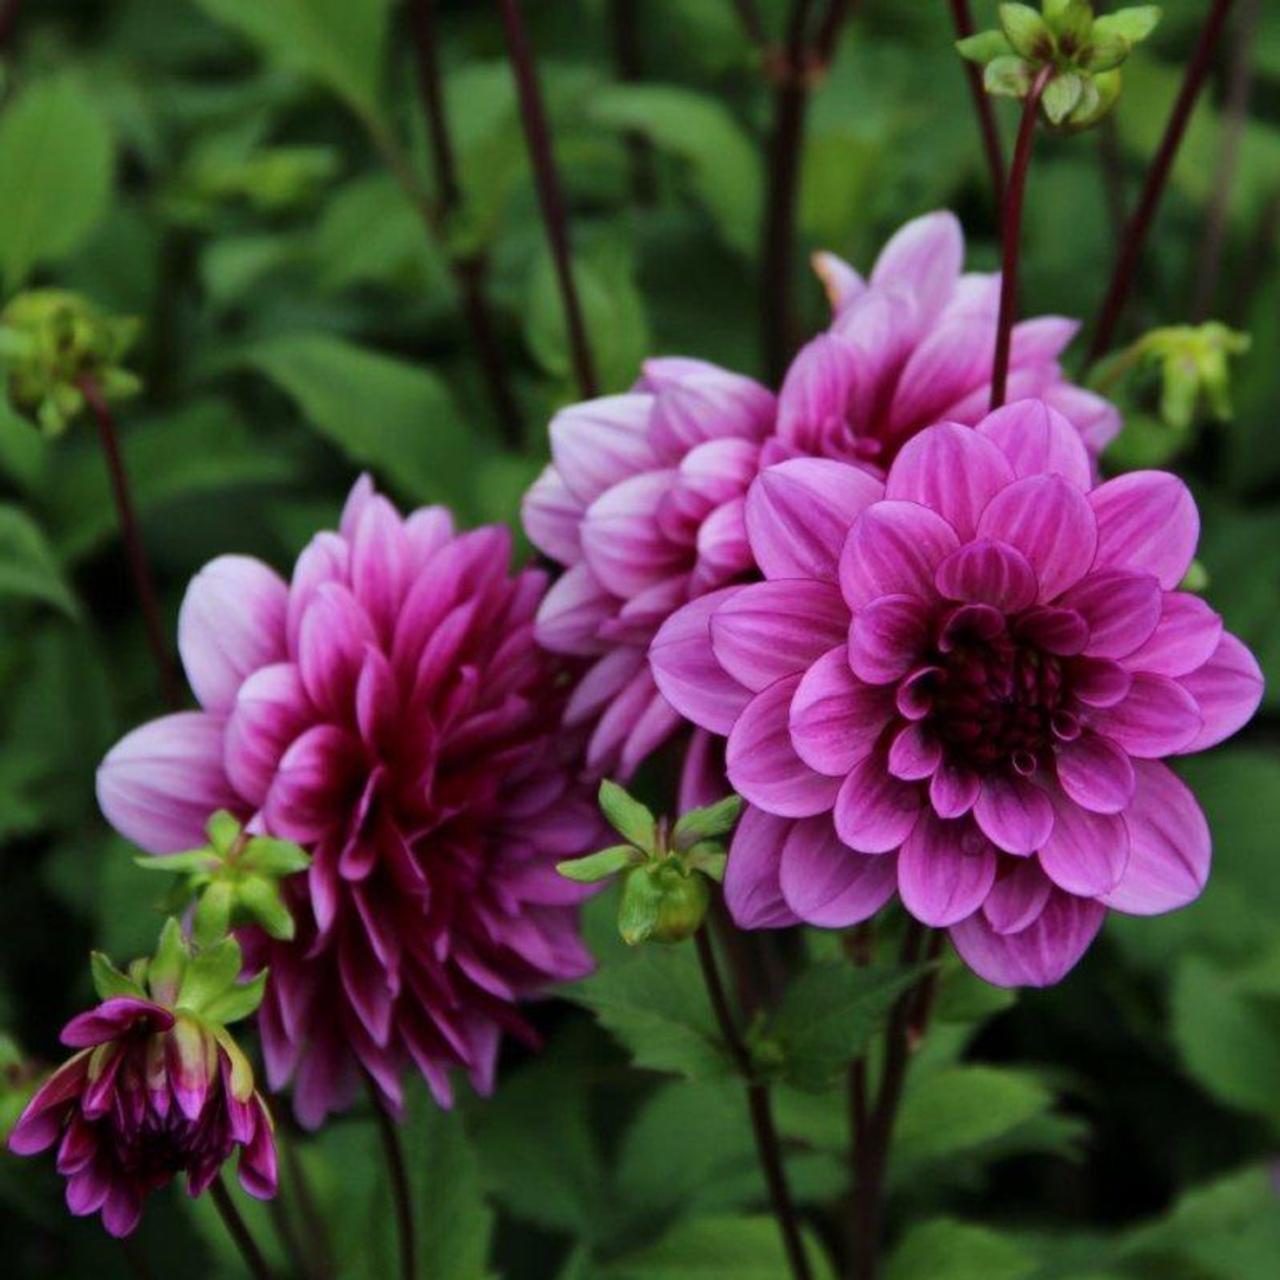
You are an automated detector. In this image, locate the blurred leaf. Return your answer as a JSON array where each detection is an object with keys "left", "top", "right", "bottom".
[
  {"left": 189, "top": 0, "right": 394, "bottom": 128},
  {"left": 242, "top": 332, "right": 479, "bottom": 512},
  {"left": 0, "top": 74, "right": 114, "bottom": 290},
  {"left": 885, "top": 1219, "right": 1034, "bottom": 1280},
  {"left": 588, "top": 84, "right": 762, "bottom": 257},
  {"left": 0, "top": 505, "right": 78, "bottom": 618},
  {"left": 562, "top": 944, "right": 734, "bottom": 1082}
]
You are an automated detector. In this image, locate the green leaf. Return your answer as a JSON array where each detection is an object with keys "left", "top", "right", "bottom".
[
  {"left": 673, "top": 795, "right": 743, "bottom": 848},
  {"left": 769, "top": 963, "right": 923, "bottom": 1092},
  {"left": 886, "top": 1219, "right": 1034, "bottom": 1280},
  {"left": 90, "top": 952, "right": 146, "bottom": 1002},
  {"left": 563, "top": 945, "right": 734, "bottom": 1081},
  {"left": 242, "top": 332, "right": 479, "bottom": 513},
  {"left": 598, "top": 1214, "right": 834, "bottom": 1280},
  {"left": 1043, "top": 73, "right": 1085, "bottom": 125},
  {"left": 588, "top": 83, "right": 762, "bottom": 257},
  {"left": 998, "top": 5, "right": 1053, "bottom": 60},
  {"left": 597, "top": 780, "right": 656, "bottom": 849},
  {"left": 0, "top": 75, "right": 114, "bottom": 290},
  {"left": 177, "top": 936, "right": 243, "bottom": 1014},
  {"left": 557, "top": 845, "right": 638, "bottom": 884},
  {"left": 0, "top": 505, "right": 79, "bottom": 618},
  {"left": 1093, "top": 6, "right": 1161, "bottom": 45},
  {"left": 955, "top": 31, "right": 1014, "bottom": 64},
  {"left": 189, "top": 0, "right": 394, "bottom": 129},
  {"left": 200, "top": 968, "right": 268, "bottom": 1026}
]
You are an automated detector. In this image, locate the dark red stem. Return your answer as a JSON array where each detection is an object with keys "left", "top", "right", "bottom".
[
  {"left": 77, "top": 375, "right": 180, "bottom": 709},
  {"left": 989, "top": 65, "right": 1052, "bottom": 411},
  {"left": 496, "top": 0, "right": 599, "bottom": 400},
  {"left": 695, "top": 928, "right": 812, "bottom": 1280},
  {"left": 815, "top": 0, "right": 858, "bottom": 66},
  {"left": 731, "top": 0, "right": 770, "bottom": 49},
  {"left": 210, "top": 1177, "right": 274, "bottom": 1280},
  {"left": 0, "top": 0, "right": 22, "bottom": 48},
  {"left": 1087, "top": 0, "right": 1238, "bottom": 362},
  {"left": 947, "top": 0, "right": 1007, "bottom": 231}
]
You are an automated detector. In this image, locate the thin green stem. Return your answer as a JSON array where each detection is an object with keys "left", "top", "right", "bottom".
[
  {"left": 370, "top": 1083, "right": 416, "bottom": 1280},
  {"left": 210, "top": 1176, "right": 274, "bottom": 1280}
]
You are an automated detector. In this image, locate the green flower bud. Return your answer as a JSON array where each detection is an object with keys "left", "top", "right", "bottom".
[
  {"left": 618, "top": 862, "right": 711, "bottom": 946},
  {"left": 0, "top": 290, "right": 141, "bottom": 436}
]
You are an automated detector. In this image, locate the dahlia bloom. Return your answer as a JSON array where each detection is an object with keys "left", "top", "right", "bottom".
[
  {"left": 651, "top": 401, "right": 1263, "bottom": 986},
  {"left": 800, "top": 211, "right": 1120, "bottom": 467},
  {"left": 97, "top": 477, "right": 599, "bottom": 1126},
  {"left": 7, "top": 994, "right": 275, "bottom": 1237}
]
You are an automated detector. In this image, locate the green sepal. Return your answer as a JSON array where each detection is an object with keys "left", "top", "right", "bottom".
[
  {"left": 955, "top": 30, "right": 1012, "bottom": 63},
  {"left": 984, "top": 55, "right": 1034, "bottom": 98},
  {"left": 684, "top": 844, "right": 728, "bottom": 884},
  {"left": 90, "top": 951, "right": 147, "bottom": 1002},
  {"left": 206, "top": 809, "right": 242, "bottom": 856},
  {"left": 241, "top": 836, "right": 310, "bottom": 877},
  {"left": 148, "top": 918, "right": 188, "bottom": 1005},
  {"left": 193, "top": 879, "right": 235, "bottom": 946},
  {"left": 1082, "top": 28, "right": 1130, "bottom": 72},
  {"left": 1093, "top": 5, "right": 1160, "bottom": 44},
  {"left": 556, "top": 844, "right": 639, "bottom": 884},
  {"left": 1043, "top": 72, "right": 1085, "bottom": 124},
  {"left": 213, "top": 1024, "right": 258, "bottom": 1103},
  {"left": 133, "top": 849, "right": 217, "bottom": 875},
  {"left": 598, "top": 779, "right": 656, "bottom": 850},
  {"left": 202, "top": 969, "right": 269, "bottom": 1028},
  {"left": 998, "top": 4, "right": 1053, "bottom": 59},
  {"left": 177, "top": 935, "right": 243, "bottom": 1015},
  {"left": 672, "top": 794, "right": 743, "bottom": 849},
  {"left": 238, "top": 875, "right": 296, "bottom": 940}
]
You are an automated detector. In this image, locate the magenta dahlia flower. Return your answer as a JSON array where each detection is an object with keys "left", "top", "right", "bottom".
[
  {"left": 97, "top": 477, "right": 600, "bottom": 1126},
  {"left": 7, "top": 996, "right": 275, "bottom": 1236},
  {"left": 799, "top": 211, "right": 1119, "bottom": 467},
  {"left": 651, "top": 401, "right": 1263, "bottom": 986}
]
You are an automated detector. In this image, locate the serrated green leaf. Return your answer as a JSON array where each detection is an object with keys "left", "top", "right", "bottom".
[
  {"left": 557, "top": 845, "right": 637, "bottom": 884},
  {"left": 673, "top": 795, "right": 743, "bottom": 848},
  {"left": 597, "top": 780, "right": 655, "bottom": 849}
]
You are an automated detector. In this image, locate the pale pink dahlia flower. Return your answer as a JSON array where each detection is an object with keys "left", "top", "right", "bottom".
[
  {"left": 650, "top": 401, "right": 1263, "bottom": 987},
  {"left": 7, "top": 996, "right": 275, "bottom": 1236},
  {"left": 799, "top": 211, "right": 1119, "bottom": 467},
  {"left": 523, "top": 359, "right": 776, "bottom": 777},
  {"left": 97, "top": 478, "right": 599, "bottom": 1126}
]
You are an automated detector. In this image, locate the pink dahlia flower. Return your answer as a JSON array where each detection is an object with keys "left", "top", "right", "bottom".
[
  {"left": 523, "top": 359, "right": 776, "bottom": 776},
  {"left": 798, "top": 211, "right": 1119, "bottom": 467},
  {"left": 7, "top": 996, "right": 275, "bottom": 1236},
  {"left": 651, "top": 401, "right": 1263, "bottom": 986},
  {"left": 97, "top": 477, "right": 600, "bottom": 1126}
]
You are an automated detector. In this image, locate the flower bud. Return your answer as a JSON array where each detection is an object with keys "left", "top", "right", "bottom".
[
  {"left": 618, "top": 861, "right": 711, "bottom": 946},
  {"left": 0, "top": 290, "right": 140, "bottom": 436}
]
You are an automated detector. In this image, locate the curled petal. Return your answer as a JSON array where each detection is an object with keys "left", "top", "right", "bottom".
[
  {"left": 779, "top": 816, "right": 900, "bottom": 927},
  {"left": 725, "top": 807, "right": 802, "bottom": 929},
  {"left": 788, "top": 648, "right": 895, "bottom": 779}
]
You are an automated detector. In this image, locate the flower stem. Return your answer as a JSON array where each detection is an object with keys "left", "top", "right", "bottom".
[
  {"left": 210, "top": 1176, "right": 274, "bottom": 1280},
  {"left": 407, "top": 0, "right": 524, "bottom": 447},
  {"left": 281, "top": 1132, "right": 334, "bottom": 1280},
  {"left": 695, "top": 927, "right": 812, "bottom": 1280},
  {"left": 989, "top": 64, "right": 1053, "bottom": 412},
  {"left": 76, "top": 374, "right": 180, "bottom": 710},
  {"left": 496, "top": 0, "right": 599, "bottom": 400},
  {"left": 266, "top": 1183, "right": 310, "bottom": 1280},
  {"left": 730, "top": 0, "right": 769, "bottom": 50},
  {"left": 1087, "top": 0, "right": 1238, "bottom": 363},
  {"left": 369, "top": 1085, "right": 416, "bottom": 1280},
  {"left": 946, "top": 0, "right": 1006, "bottom": 231}
]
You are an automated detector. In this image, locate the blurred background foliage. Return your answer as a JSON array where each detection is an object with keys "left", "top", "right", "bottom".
[{"left": 1, "top": 0, "right": 1278, "bottom": 1276}]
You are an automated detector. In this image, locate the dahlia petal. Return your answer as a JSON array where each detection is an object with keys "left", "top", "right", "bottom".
[
  {"left": 728, "top": 672, "right": 844, "bottom": 816},
  {"left": 650, "top": 588, "right": 754, "bottom": 735},
  {"left": 645, "top": 360, "right": 774, "bottom": 457},
  {"left": 950, "top": 889, "right": 1105, "bottom": 987},
  {"left": 339, "top": 473, "right": 376, "bottom": 540},
  {"left": 522, "top": 464, "right": 585, "bottom": 566},
  {"left": 1090, "top": 471, "right": 1198, "bottom": 589},
  {"left": 350, "top": 494, "right": 411, "bottom": 641},
  {"left": 62, "top": 998, "right": 172, "bottom": 1048},
  {"left": 840, "top": 501, "right": 960, "bottom": 610},
  {"left": 549, "top": 394, "right": 657, "bottom": 505},
  {"left": 746, "top": 458, "right": 883, "bottom": 582},
  {"left": 982, "top": 860, "right": 1053, "bottom": 935},
  {"left": 1008, "top": 316, "right": 1079, "bottom": 366},
  {"left": 355, "top": 649, "right": 398, "bottom": 756},
  {"left": 973, "top": 774, "right": 1054, "bottom": 855},
  {"left": 788, "top": 647, "right": 895, "bottom": 778},
  {"left": 617, "top": 686, "right": 683, "bottom": 778},
  {"left": 776, "top": 334, "right": 864, "bottom": 453},
  {"left": 403, "top": 506, "right": 455, "bottom": 575},
  {"left": 1041, "top": 382, "right": 1123, "bottom": 456},
  {"left": 1055, "top": 731, "right": 1135, "bottom": 814},
  {"left": 1104, "top": 759, "right": 1210, "bottom": 914},
  {"left": 834, "top": 754, "right": 923, "bottom": 853},
  {"left": 929, "top": 760, "right": 981, "bottom": 818},
  {"left": 286, "top": 531, "right": 350, "bottom": 658},
  {"left": 885, "top": 422, "right": 1014, "bottom": 540},
  {"left": 725, "top": 807, "right": 802, "bottom": 928},
  {"left": 535, "top": 562, "right": 615, "bottom": 657},
  {"left": 975, "top": 399, "right": 1092, "bottom": 490},
  {"left": 65, "top": 1165, "right": 110, "bottom": 1217},
  {"left": 934, "top": 539, "right": 1037, "bottom": 613},
  {"left": 224, "top": 663, "right": 313, "bottom": 807},
  {"left": 581, "top": 470, "right": 687, "bottom": 598},
  {"left": 178, "top": 556, "right": 288, "bottom": 714},
  {"left": 1090, "top": 673, "right": 1203, "bottom": 757},
  {"left": 264, "top": 724, "right": 363, "bottom": 843},
  {"left": 1037, "top": 783, "right": 1129, "bottom": 896},
  {"left": 693, "top": 496, "right": 753, "bottom": 591},
  {"left": 976, "top": 474, "right": 1097, "bottom": 602},
  {"left": 888, "top": 723, "right": 942, "bottom": 780},
  {"left": 1123, "top": 592, "right": 1222, "bottom": 677},
  {"left": 564, "top": 647, "right": 647, "bottom": 728},
  {"left": 812, "top": 249, "right": 866, "bottom": 313},
  {"left": 298, "top": 583, "right": 377, "bottom": 722},
  {"left": 778, "top": 816, "right": 900, "bottom": 927},
  {"left": 849, "top": 593, "right": 932, "bottom": 684},
  {"left": 97, "top": 712, "right": 242, "bottom": 854},
  {"left": 898, "top": 812, "right": 997, "bottom": 927},
  {"left": 886, "top": 320, "right": 994, "bottom": 437},
  {"left": 7, "top": 1056, "right": 90, "bottom": 1154},
  {"left": 101, "top": 1183, "right": 143, "bottom": 1238},
  {"left": 679, "top": 729, "right": 728, "bottom": 813},
  {"left": 1014, "top": 606, "right": 1088, "bottom": 656},
  {"left": 870, "top": 210, "right": 963, "bottom": 324},
  {"left": 1059, "top": 571, "right": 1163, "bottom": 658},
  {"left": 710, "top": 580, "right": 849, "bottom": 692},
  {"left": 236, "top": 1101, "right": 278, "bottom": 1199},
  {"left": 1070, "top": 656, "right": 1133, "bottom": 707},
  {"left": 1177, "top": 632, "right": 1264, "bottom": 753}
]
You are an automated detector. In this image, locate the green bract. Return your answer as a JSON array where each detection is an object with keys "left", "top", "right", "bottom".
[
  {"left": 134, "top": 809, "right": 311, "bottom": 945},
  {"left": 0, "top": 289, "right": 141, "bottom": 435},
  {"left": 957, "top": 2, "right": 1161, "bottom": 128}
]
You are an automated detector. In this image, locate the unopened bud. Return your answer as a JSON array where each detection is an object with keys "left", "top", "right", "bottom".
[{"left": 618, "top": 862, "right": 711, "bottom": 946}]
